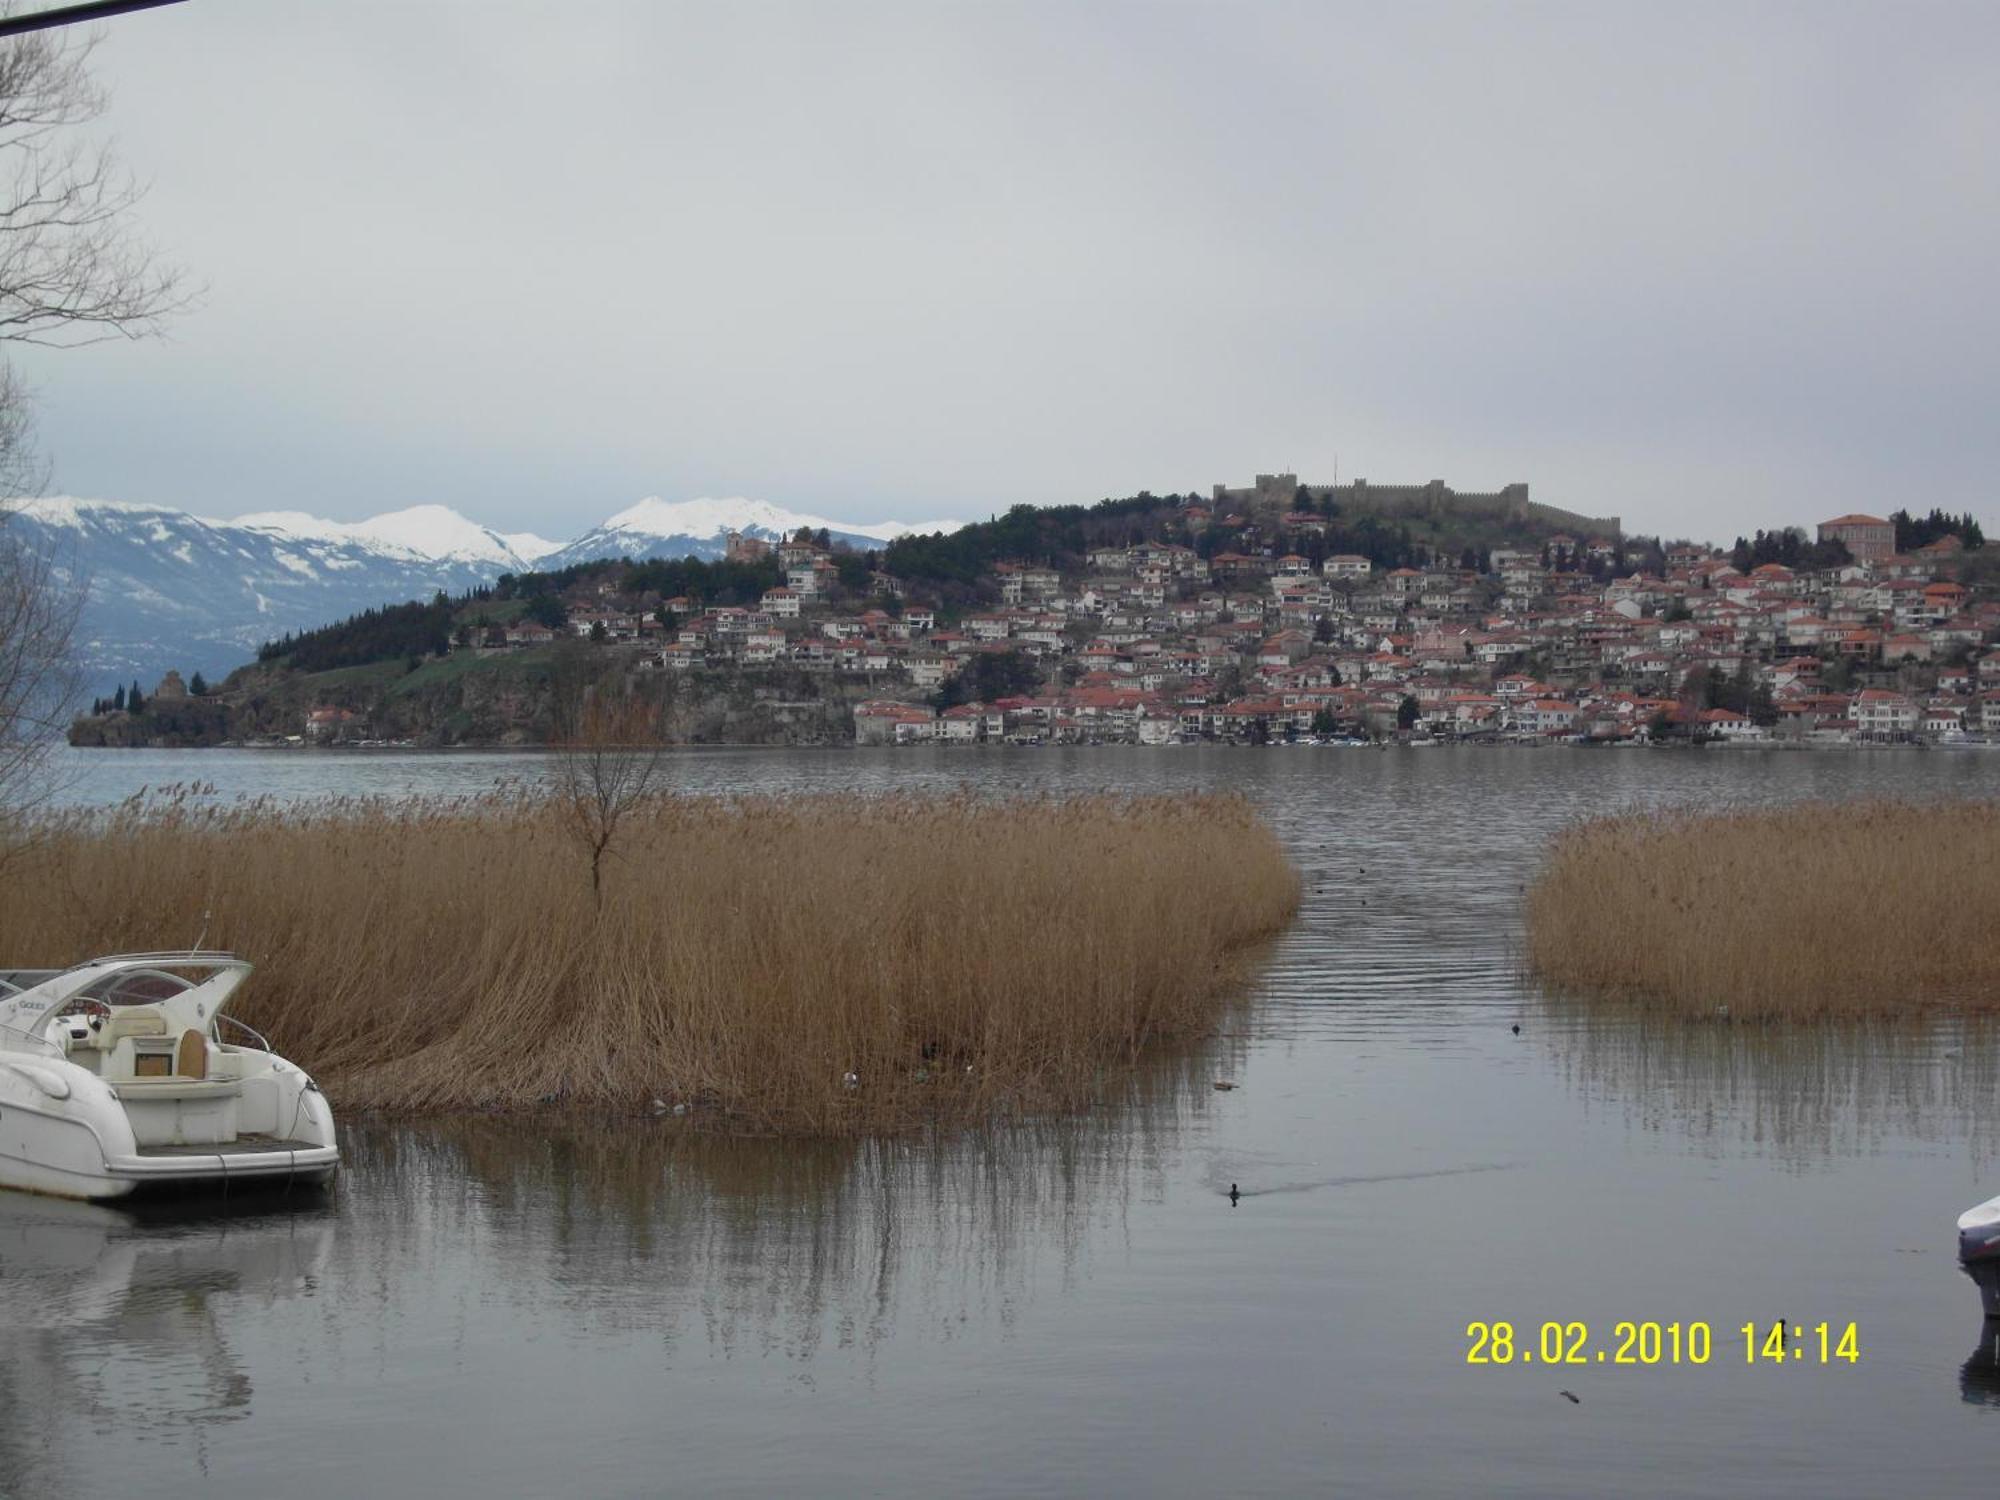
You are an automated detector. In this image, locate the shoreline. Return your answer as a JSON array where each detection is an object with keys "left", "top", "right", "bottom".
[{"left": 63, "top": 736, "right": 1993, "bottom": 754}]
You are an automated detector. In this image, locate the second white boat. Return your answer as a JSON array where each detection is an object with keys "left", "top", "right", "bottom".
[{"left": 1960, "top": 1192, "right": 2000, "bottom": 1317}]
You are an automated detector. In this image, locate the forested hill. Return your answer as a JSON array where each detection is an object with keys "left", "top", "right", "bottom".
[
  {"left": 883, "top": 496, "right": 1189, "bottom": 584},
  {"left": 253, "top": 554, "right": 791, "bottom": 675},
  {"left": 883, "top": 488, "right": 1627, "bottom": 587}
]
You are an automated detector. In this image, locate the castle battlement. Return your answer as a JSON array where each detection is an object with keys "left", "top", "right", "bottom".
[{"left": 1211, "top": 474, "right": 1619, "bottom": 540}]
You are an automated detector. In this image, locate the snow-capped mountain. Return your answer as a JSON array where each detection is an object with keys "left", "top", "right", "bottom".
[
  {"left": 11, "top": 498, "right": 545, "bottom": 691},
  {"left": 231, "top": 504, "right": 561, "bottom": 570},
  {"left": 538, "top": 496, "right": 958, "bottom": 571},
  {"left": 6, "top": 494, "right": 958, "bottom": 693}
]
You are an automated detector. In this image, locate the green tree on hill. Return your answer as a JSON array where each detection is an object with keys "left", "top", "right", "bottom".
[
  {"left": 259, "top": 598, "right": 454, "bottom": 670},
  {"left": 834, "top": 551, "right": 872, "bottom": 592},
  {"left": 1892, "top": 507, "right": 1985, "bottom": 552},
  {"left": 188, "top": 671, "right": 207, "bottom": 696},
  {"left": 934, "top": 649, "right": 1042, "bottom": 710},
  {"left": 1749, "top": 682, "right": 1779, "bottom": 727},
  {"left": 621, "top": 555, "right": 781, "bottom": 607},
  {"left": 1730, "top": 527, "right": 1850, "bottom": 573}
]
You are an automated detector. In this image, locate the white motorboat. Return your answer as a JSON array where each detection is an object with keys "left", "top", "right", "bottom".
[
  {"left": 0, "top": 953, "right": 337, "bottom": 1201},
  {"left": 1960, "top": 1192, "right": 2000, "bottom": 1317}
]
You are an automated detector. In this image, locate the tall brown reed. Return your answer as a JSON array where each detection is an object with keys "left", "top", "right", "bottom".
[
  {"left": 1, "top": 787, "right": 1299, "bottom": 1131},
  {"left": 1525, "top": 799, "right": 2000, "bottom": 1019}
]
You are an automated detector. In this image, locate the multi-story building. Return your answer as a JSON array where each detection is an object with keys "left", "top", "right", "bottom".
[{"left": 1817, "top": 513, "right": 1896, "bottom": 563}]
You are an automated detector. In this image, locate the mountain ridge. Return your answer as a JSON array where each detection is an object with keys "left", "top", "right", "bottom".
[{"left": 8, "top": 493, "right": 961, "bottom": 690}]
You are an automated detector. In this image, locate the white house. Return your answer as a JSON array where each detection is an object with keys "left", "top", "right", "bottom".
[{"left": 1852, "top": 689, "right": 1918, "bottom": 740}]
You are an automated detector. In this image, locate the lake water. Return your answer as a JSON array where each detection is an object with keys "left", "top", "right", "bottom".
[{"left": 4, "top": 744, "right": 1999, "bottom": 1497}]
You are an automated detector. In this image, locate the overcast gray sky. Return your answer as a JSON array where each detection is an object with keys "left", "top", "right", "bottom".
[{"left": 14, "top": 0, "right": 2000, "bottom": 543}]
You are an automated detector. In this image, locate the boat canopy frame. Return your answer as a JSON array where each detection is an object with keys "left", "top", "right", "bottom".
[{"left": 0, "top": 953, "right": 253, "bottom": 1039}]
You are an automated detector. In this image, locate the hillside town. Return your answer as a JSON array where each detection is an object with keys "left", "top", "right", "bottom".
[{"left": 437, "top": 490, "right": 1999, "bottom": 749}]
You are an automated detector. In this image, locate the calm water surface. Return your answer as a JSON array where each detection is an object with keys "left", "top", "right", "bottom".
[{"left": 4, "top": 744, "right": 1999, "bottom": 1497}]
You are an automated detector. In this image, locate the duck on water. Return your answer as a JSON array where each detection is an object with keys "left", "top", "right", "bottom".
[{"left": 0, "top": 953, "right": 337, "bottom": 1202}]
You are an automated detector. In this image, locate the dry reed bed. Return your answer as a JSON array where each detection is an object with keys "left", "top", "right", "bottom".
[
  {"left": 1525, "top": 799, "right": 2000, "bottom": 1019},
  {"left": 2, "top": 788, "right": 1299, "bottom": 1131}
]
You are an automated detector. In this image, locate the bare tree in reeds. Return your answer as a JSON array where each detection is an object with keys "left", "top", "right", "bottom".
[
  {"left": 1525, "top": 799, "right": 2000, "bottom": 1019},
  {"left": 0, "top": 788, "right": 1300, "bottom": 1132},
  {"left": 550, "top": 679, "right": 668, "bottom": 905}
]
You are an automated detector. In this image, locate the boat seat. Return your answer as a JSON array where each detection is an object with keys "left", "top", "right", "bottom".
[
  {"left": 175, "top": 1028, "right": 208, "bottom": 1079},
  {"left": 96, "top": 1010, "right": 168, "bottom": 1050},
  {"left": 110, "top": 1078, "right": 240, "bottom": 1101}
]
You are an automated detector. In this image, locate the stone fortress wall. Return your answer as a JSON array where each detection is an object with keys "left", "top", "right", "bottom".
[{"left": 1212, "top": 473, "right": 1621, "bottom": 540}]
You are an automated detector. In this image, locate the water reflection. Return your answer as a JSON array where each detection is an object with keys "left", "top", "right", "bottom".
[
  {"left": 340, "top": 1034, "right": 1238, "bottom": 1362},
  {"left": 0, "top": 1195, "right": 333, "bottom": 1497},
  {"left": 1962, "top": 1323, "right": 2000, "bottom": 1407},
  {"left": 0, "top": 1037, "right": 1236, "bottom": 1494},
  {"left": 1541, "top": 999, "right": 2000, "bottom": 1167}
]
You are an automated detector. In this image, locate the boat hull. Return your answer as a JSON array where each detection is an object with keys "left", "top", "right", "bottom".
[
  {"left": 1967, "top": 1258, "right": 2000, "bottom": 1320},
  {"left": 1960, "top": 1193, "right": 2000, "bottom": 1317},
  {"left": 0, "top": 1058, "right": 337, "bottom": 1203},
  {"left": 0, "top": 1098, "right": 336, "bottom": 1201}
]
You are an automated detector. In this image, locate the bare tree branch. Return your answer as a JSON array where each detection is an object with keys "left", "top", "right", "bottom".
[
  {"left": 0, "top": 4, "right": 187, "bottom": 833},
  {"left": 0, "top": 506, "right": 81, "bottom": 851},
  {"left": 0, "top": 18, "right": 187, "bottom": 348}
]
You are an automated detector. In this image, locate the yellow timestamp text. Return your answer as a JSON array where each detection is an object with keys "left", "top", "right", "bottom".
[{"left": 1464, "top": 1320, "right": 1860, "bottom": 1366}]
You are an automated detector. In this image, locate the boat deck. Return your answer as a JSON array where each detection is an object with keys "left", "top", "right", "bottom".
[{"left": 135, "top": 1136, "right": 327, "bottom": 1158}]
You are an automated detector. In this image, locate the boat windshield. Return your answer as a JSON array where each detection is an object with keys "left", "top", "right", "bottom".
[{"left": 73, "top": 968, "right": 198, "bottom": 1007}]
